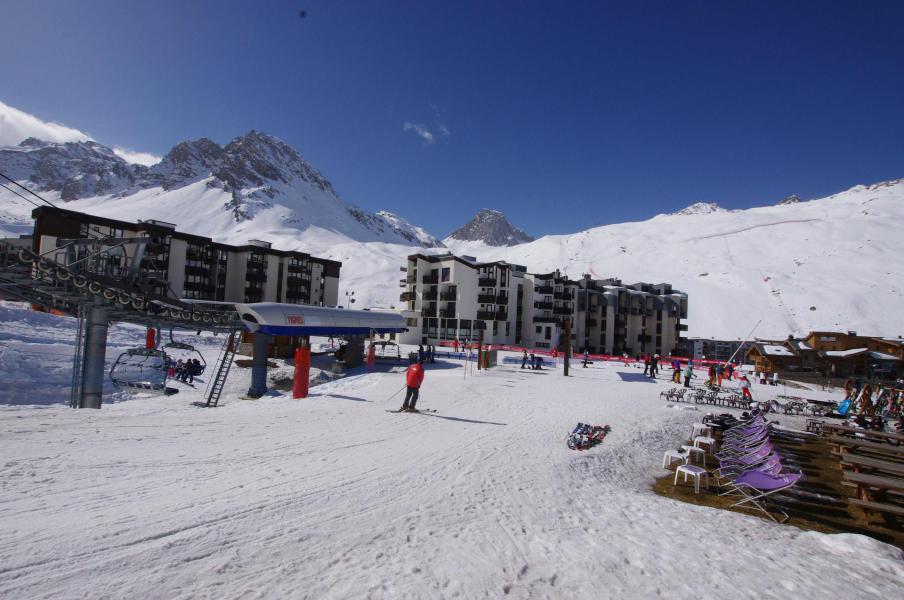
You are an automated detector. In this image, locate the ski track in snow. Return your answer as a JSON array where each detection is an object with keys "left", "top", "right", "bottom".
[
  {"left": 683, "top": 219, "right": 823, "bottom": 242},
  {"left": 1, "top": 303, "right": 903, "bottom": 599}
]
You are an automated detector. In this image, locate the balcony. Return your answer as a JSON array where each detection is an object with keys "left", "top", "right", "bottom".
[
  {"left": 440, "top": 291, "right": 457, "bottom": 301},
  {"left": 477, "top": 310, "right": 495, "bottom": 320},
  {"left": 477, "top": 293, "right": 496, "bottom": 304},
  {"left": 494, "top": 311, "right": 508, "bottom": 321},
  {"left": 246, "top": 269, "right": 267, "bottom": 282},
  {"left": 677, "top": 323, "right": 688, "bottom": 331},
  {"left": 478, "top": 277, "right": 497, "bottom": 287},
  {"left": 184, "top": 265, "right": 211, "bottom": 277},
  {"left": 421, "top": 307, "right": 437, "bottom": 317},
  {"left": 440, "top": 309, "right": 456, "bottom": 318},
  {"left": 554, "top": 306, "right": 573, "bottom": 315},
  {"left": 637, "top": 334, "right": 652, "bottom": 343},
  {"left": 496, "top": 294, "right": 508, "bottom": 304},
  {"left": 186, "top": 249, "right": 208, "bottom": 261},
  {"left": 534, "top": 301, "right": 553, "bottom": 310},
  {"left": 406, "top": 275, "right": 417, "bottom": 284},
  {"left": 533, "top": 315, "right": 558, "bottom": 324},
  {"left": 422, "top": 274, "right": 438, "bottom": 284},
  {"left": 400, "top": 291, "right": 416, "bottom": 302},
  {"left": 554, "top": 290, "right": 573, "bottom": 300},
  {"left": 536, "top": 285, "right": 554, "bottom": 294},
  {"left": 586, "top": 318, "right": 598, "bottom": 327},
  {"left": 423, "top": 289, "right": 438, "bottom": 301}
]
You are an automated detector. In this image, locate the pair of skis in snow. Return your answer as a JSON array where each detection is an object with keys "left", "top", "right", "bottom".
[{"left": 385, "top": 408, "right": 438, "bottom": 414}]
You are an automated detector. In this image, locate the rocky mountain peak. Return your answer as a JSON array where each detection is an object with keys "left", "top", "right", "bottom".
[
  {"left": 776, "top": 194, "right": 801, "bottom": 205},
  {"left": 447, "top": 208, "right": 534, "bottom": 246},
  {"left": 672, "top": 202, "right": 727, "bottom": 216}
]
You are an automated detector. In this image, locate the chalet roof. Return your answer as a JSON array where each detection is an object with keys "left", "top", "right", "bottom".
[
  {"left": 824, "top": 347, "right": 868, "bottom": 358},
  {"left": 869, "top": 351, "right": 902, "bottom": 362},
  {"left": 762, "top": 344, "right": 794, "bottom": 356}
]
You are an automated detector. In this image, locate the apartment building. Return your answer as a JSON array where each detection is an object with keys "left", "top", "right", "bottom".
[
  {"left": 30, "top": 206, "right": 340, "bottom": 306},
  {"left": 399, "top": 253, "right": 688, "bottom": 356}
]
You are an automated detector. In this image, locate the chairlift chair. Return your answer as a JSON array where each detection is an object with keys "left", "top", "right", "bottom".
[
  {"left": 163, "top": 330, "right": 207, "bottom": 376},
  {"left": 109, "top": 348, "right": 176, "bottom": 395}
]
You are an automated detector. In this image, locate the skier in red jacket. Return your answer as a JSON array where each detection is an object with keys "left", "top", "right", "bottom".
[{"left": 401, "top": 358, "right": 426, "bottom": 412}]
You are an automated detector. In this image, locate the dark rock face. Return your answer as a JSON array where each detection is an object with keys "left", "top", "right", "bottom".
[{"left": 448, "top": 209, "right": 533, "bottom": 246}]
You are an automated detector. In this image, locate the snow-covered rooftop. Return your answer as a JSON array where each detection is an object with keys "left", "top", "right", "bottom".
[
  {"left": 869, "top": 351, "right": 902, "bottom": 361},
  {"left": 824, "top": 347, "right": 868, "bottom": 357},
  {"left": 762, "top": 344, "right": 794, "bottom": 356}
]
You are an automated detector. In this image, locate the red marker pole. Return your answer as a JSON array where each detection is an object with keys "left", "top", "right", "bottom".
[
  {"left": 145, "top": 327, "right": 156, "bottom": 349},
  {"left": 293, "top": 345, "right": 311, "bottom": 399}
]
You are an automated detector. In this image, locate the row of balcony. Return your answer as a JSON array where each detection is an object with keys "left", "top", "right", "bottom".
[{"left": 478, "top": 293, "right": 508, "bottom": 304}]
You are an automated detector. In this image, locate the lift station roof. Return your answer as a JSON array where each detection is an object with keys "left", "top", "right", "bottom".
[{"left": 235, "top": 303, "right": 406, "bottom": 336}]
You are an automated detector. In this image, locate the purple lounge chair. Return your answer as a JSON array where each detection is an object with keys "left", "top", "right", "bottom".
[{"left": 724, "top": 470, "right": 802, "bottom": 523}]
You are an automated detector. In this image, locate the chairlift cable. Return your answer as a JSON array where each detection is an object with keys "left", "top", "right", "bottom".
[{"left": 0, "top": 170, "right": 59, "bottom": 208}]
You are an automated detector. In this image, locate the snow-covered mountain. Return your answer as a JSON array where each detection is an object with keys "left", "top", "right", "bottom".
[
  {"left": 1, "top": 103, "right": 902, "bottom": 341},
  {"left": 672, "top": 202, "right": 730, "bottom": 216},
  {"left": 448, "top": 179, "right": 904, "bottom": 340},
  {"left": 445, "top": 208, "right": 533, "bottom": 246},
  {"left": 0, "top": 133, "right": 442, "bottom": 248}
]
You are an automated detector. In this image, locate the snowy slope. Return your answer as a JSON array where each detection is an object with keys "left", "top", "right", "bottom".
[
  {"left": 447, "top": 179, "right": 904, "bottom": 339},
  {"left": 1, "top": 302, "right": 902, "bottom": 598}
]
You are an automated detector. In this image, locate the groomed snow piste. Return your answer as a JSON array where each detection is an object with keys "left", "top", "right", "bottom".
[{"left": 1, "top": 303, "right": 902, "bottom": 599}]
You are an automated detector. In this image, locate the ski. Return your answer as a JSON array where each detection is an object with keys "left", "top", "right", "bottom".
[{"left": 385, "top": 409, "right": 438, "bottom": 413}]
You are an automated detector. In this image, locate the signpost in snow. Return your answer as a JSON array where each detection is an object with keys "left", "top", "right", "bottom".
[{"left": 563, "top": 318, "right": 571, "bottom": 376}]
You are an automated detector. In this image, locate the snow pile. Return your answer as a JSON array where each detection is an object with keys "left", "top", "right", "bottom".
[{"left": 1, "top": 302, "right": 902, "bottom": 597}]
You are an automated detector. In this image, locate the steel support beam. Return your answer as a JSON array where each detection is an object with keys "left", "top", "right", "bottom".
[
  {"left": 247, "top": 332, "right": 271, "bottom": 398},
  {"left": 79, "top": 305, "right": 109, "bottom": 409}
]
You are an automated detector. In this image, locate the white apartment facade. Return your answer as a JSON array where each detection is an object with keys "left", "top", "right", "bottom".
[
  {"left": 31, "top": 206, "right": 340, "bottom": 307},
  {"left": 399, "top": 253, "right": 688, "bottom": 356}
]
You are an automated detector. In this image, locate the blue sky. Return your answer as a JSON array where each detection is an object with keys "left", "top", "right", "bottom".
[{"left": 2, "top": 0, "right": 903, "bottom": 237}]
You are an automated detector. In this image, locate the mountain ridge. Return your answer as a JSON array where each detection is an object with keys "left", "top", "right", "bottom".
[{"left": 446, "top": 208, "right": 533, "bottom": 246}]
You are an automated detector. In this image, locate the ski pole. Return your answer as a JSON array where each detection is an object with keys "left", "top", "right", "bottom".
[{"left": 385, "top": 385, "right": 406, "bottom": 403}]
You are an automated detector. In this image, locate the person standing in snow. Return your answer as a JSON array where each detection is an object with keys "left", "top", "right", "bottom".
[
  {"left": 650, "top": 354, "right": 659, "bottom": 378},
  {"left": 739, "top": 375, "right": 754, "bottom": 401},
  {"left": 453, "top": 338, "right": 459, "bottom": 353},
  {"left": 643, "top": 355, "right": 650, "bottom": 376},
  {"left": 582, "top": 349, "right": 590, "bottom": 368},
  {"left": 772, "top": 371, "right": 779, "bottom": 386},
  {"left": 400, "top": 358, "right": 426, "bottom": 412},
  {"left": 521, "top": 349, "right": 529, "bottom": 369},
  {"left": 683, "top": 362, "right": 694, "bottom": 388},
  {"left": 672, "top": 360, "right": 681, "bottom": 384}
]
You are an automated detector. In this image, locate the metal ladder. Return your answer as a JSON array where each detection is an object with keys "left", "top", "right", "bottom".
[
  {"left": 205, "top": 329, "right": 239, "bottom": 407},
  {"left": 69, "top": 304, "right": 87, "bottom": 408}
]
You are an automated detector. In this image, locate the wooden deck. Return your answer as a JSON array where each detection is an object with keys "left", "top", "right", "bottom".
[{"left": 653, "top": 427, "right": 904, "bottom": 549}]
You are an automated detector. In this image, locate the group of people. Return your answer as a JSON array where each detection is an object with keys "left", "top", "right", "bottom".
[
  {"left": 520, "top": 349, "right": 545, "bottom": 370},
  {"left": 167, "top": 358, "right": 203, "bottom": 384},
  {"left": 417, "top": 344, "right": 437, "bottom": 364},
  {"left": 642, "top": 354, "right": 661, "bottom": 378},
  {"left": 756, "top": 371, "right": 780, "bottom": 386}
]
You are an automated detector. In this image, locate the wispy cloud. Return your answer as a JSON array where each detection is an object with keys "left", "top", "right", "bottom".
[
  {"left": 437, "top": 123, "right": 450, "bottom": 137},
  {"left": 403, "top": 122, "right": 435, "bottom": 144},
  {"left": 113, "top": 146, "right": 162, "bottom": 166},
  {"left": 0, "top": 100, "right": 90, "bottom": 147}
]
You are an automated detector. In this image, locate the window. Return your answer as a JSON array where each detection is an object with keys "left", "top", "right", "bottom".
[
  {"left": 492, "top": 320, "right": 498, "bottom": 335},
  {"left": 535, "top": 326, "right": 541, "bottom": 334},
  {"left": 545, "top": 327, "right": 551, "bottom": 340},
  {"left": 441, "top": 267, "right": 450, "bottom": 282},
  {"left": 505, "top": 322, "right": 510, "bottom": 336},
  {"left": 406, "top": 317, "right": 418, "bottom": 327}
]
